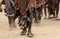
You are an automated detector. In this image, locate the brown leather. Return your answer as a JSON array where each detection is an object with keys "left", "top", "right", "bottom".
[
  {"left": 17, "top": 0, "right": 27, "bottom": 16},
  {"left": 16, "top": 0, "right": 46, "bottom": 16}
]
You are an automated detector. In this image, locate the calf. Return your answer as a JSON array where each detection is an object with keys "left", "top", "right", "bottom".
[{"left": 44, "top": 0, "right": 59, "bottom": 19}]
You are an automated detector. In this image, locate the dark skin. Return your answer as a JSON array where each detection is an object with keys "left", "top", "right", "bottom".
[
  {"left": 7, "top": 10, "right": 20, "bottom": 30},
  {"left": 14, "top": 0, "right": 34, "bottom": 37},
  {"left": 43, "top": 0, "right": 59, "bottom": 19},
  {"left": 5, "top": 0, "right": 20, "bottom": 30}
]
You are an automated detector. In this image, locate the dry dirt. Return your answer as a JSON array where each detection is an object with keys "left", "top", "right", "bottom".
[{"left": 0, "top": 4, "right": 60, "bottom": 39}]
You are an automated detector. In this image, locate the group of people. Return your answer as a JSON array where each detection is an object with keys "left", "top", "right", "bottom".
[{"left": 0, "top": 0, "right": 60, "bottom": 38}]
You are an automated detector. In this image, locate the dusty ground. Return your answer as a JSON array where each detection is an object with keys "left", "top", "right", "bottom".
[{"left": 0, "top": 4, "right": 60, "bottom": 39}]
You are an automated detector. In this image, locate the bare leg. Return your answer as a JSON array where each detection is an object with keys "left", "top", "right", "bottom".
[
  {"left": 8, "top": 17, "right": 13, "bottom": 30},
  {"left": 56, "top": 4, "right": 59, "bottom": 19},
  {"left": 44, "top": 4, "right": 47, "bottom": 19},
  {"left": 27, "top": 21, "right": 33, "bottom": 38},
  {"left": 12, "top": 18, "right": 16, "bottom": 28}
]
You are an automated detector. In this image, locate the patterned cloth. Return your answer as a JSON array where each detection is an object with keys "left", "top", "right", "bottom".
[
  {"left": 5, "top": 0, "right": 12, "bottom": 10},
  {"left": 5, "top": 0, "right": 15, "bottom": 17}
]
